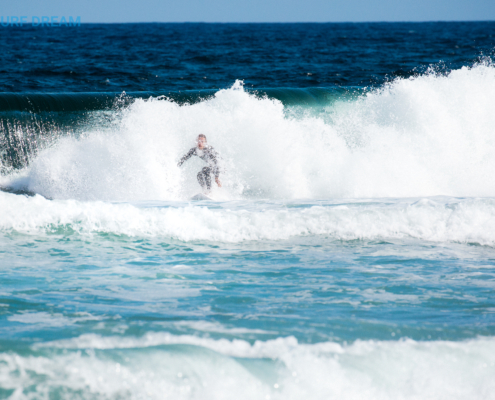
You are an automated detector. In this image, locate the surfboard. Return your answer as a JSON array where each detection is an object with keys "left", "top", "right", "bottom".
[{"left": 190, "top": 193, "right": 214, "bottom": 201}]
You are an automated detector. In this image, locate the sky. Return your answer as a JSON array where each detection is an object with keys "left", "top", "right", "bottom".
[{"left": 2, "top": 0, "right": 494, "bottom": 23}]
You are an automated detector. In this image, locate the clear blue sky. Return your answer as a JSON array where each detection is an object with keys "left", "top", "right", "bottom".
[{"left": 2, "top": 0, "right": 494, "bottom": 23}]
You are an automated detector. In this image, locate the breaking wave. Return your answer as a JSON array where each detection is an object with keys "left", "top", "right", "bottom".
[
  {"left": 1, "top": 60, "right": 495, "bottom": 200},
  {"left": 1, "top": 333, "right": 494, "bottom": 400},
  {"left": 1, "top": 192, "right": 494, "bottom": 245}
]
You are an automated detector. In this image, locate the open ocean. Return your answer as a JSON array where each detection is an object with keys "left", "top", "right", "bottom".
[{"left": 1, "top": 22, "right": 495, "bottom": 399}]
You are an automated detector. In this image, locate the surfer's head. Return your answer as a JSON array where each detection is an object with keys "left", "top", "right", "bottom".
[{"left": 196, "top": 134, "right": 207, "bottom": 149}]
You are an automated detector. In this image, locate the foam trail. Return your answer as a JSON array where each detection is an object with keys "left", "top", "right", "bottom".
[
  {"left": 3, "top": 61, "right": 495, "bottom": 200},
  {"left": 1, "top": 334, "right": 494, "bottom": 400}
]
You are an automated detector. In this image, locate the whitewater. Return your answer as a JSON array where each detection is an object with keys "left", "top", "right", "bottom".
[{"left": 1, "top": 59, "right": 495, "bottom": 400}]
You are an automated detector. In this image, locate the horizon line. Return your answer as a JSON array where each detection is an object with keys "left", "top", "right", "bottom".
[
  {"left": 48, "top": 20, "right": 495, "bottom": 24},
  {"left": 3, "top": 20, "right": 495, "bottom": 24}
]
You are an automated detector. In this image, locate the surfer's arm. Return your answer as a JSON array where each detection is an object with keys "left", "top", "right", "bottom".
[
  {"left": 209, "top": 150, "right": 221, "bottom": 186},
  {"left": 177, "top": 148, "right": 196, "bottom": 167},
  {"left": 207, "top": 150, "right": 221, "bottom": 186}
]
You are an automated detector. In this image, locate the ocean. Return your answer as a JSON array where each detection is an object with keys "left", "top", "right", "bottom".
[{"left": 1, "top": 22, "right": 495, "bottom": 399}]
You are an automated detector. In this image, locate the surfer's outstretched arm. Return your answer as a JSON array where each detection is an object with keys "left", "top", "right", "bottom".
[{"left": 177, "top": 148, "right": 196, "bottom": 167}]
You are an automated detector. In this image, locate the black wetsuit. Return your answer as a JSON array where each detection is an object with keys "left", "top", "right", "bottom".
[{"left": 178, "top": 146, "right": 220, "bottom": 191}]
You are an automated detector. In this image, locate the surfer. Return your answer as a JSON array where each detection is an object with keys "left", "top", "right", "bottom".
[{"left": 177, "top": 134, "right": 222, "bottom": 193}]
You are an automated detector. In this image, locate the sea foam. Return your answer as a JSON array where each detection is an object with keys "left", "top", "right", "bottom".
[{"left": 1, "top": 192, "right": 494, "bottom": 245}]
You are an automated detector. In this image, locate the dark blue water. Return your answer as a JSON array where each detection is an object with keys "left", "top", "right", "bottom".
[
  {"left": 1, "top": 22, "right": 494, "bottom": 92},
  {"left": 1, "top": 22, "right": 495, "bottom": 400}
]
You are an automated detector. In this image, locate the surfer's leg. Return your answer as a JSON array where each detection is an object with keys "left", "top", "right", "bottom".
[
  {"left": 197, "top": 170, "right": 206, "bottom": 190},
  {"left": 197, "top": 167, "right": 212, "bottom": 191},
  {"left": 203, "top": 167, "right": 212, "bottom": 190}
]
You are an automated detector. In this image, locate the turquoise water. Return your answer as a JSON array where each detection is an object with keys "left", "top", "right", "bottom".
[
  {"left": 1, "top": 195, "right": 495, "bottom": 398},
  {"left": 3, "top": 198, "right": 495, "bottom": 344}
]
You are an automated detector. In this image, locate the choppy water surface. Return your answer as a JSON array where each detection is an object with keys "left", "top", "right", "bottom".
[{"left": 1, "top": 22, "right": 495, "bottom": 399}]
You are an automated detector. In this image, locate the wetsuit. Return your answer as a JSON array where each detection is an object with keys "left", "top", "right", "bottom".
[{"left": 178, "top": 145, "right": 220, "bottom": 191}]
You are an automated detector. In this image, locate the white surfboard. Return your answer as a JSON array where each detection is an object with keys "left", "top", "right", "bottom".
[{"left": 190, "top": 193, "right": 214, "bottom": 201}]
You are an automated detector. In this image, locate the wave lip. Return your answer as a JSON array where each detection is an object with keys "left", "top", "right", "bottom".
[
  {"left": 0, "top": 87, "right": 348, "bottom": 113},
  {"left": 1, "top": 192, "right": 494, "bottom": 246}
]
